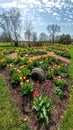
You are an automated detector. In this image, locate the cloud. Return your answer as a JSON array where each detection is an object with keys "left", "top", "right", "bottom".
[
  {"left": 0, "top": 0, "right": 73, "bottom": 26},
  {"left": 0, "top": 1, "right": 17, "bottom": 8},
  {"left": 53, "top": 12, "right": 58, "bottom": 16}
]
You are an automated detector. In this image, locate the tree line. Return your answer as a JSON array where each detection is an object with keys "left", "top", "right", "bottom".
[{"left": 0, "top": 7, "right": 72, "bottom": 46}]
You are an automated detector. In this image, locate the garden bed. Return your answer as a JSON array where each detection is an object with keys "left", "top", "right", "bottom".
[
  {"left": 0, "top": 46, "right": 72, "bottom": 130},
  {"left": 0, "top": 62, "right": 71, "bottom": 130}
]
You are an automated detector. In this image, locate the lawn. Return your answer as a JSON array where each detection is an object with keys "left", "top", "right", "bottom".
[
  {"left": 0, "top": 73, "right": 31, "bottom": 130},
  {"left": 59, "top": 45, "right": 73, "bottom": 130}
]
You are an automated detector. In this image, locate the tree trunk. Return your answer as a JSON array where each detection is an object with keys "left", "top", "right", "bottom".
[
  {"left": 14, "top": 41, "right": 18, "bottom": 46},
  {"left": 52, "top": 35, "right": 54, "bottom": 44}
]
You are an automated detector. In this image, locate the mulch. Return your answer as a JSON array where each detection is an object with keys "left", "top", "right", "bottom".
[{"left": 0, "top": 66, "right": 71, "bottom": 130}]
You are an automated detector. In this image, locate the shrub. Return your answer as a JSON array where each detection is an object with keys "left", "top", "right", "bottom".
[
  {"left": 32, "top": 94, "right": 51, "bottom": 126},
  {"left": 39, "top": 63, "right": 49, "bottom": 70},
  {"left": 12, "top": 57, "right": 21, "bottom": 64},
  {"left": 22, "top": 123, "right": 31, "bottom": 130},
  {"left": 53, "top": 68, "right": 59, "bottom": 75},
  {"left": 53, "top": 78, "right": 67, "bottom": 89},
  {"left": 5, "top": 57, "right": 13, "bottom": 63},
  {"left": 9, "top": 67, "right": 17, "bottom": 75},
  {"left": 60, "top": 72, "right": 68, "bottom": 78},
  {"left": 54, "top": 87, "right": 65, "bottom": 99},
  {"left": 0, "top": 59, "right": 7, "bottom": 68},
  {"left": 60, "top": 64, "right": 67, "bottom": 73},
  {"left": 46, "top": 70, "right": 54, "bottom": 79},
  {"left": 22, "top": 68, "right": 30, "bottom": 77},
  {"left": 21, "top": 83, "right": 33, "bottom": 95},
  {"left": 27, "top": 63, "right": 34, "bottom": 70},
  {"left": 18, "top": 59, "right": 27, "bottom": 66},
  {"left": 33, "top": 60, "right": 39, "bottom": 67},
  {"left": 11, "top": 73, "right": 20, "bottom": 86},
  {"left": 61, "top": 51, "right": 71, "bottom": 59}
]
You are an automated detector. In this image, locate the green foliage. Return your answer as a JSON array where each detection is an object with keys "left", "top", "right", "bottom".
[
  {"left": 0, "top": 73, "right": 23, "bottom": 130},
  {"left": 19, "top": 59, "right": 27, "bottom": 66},
  {"left": 9, "top": 67, "right": 17, "bottom": 75},
  {"left": 22, "top": 123, "right": 31, "bottom": 130},
  {"left": 53, "top": 68, "right": 59, "bottom": 75},
  {"left": 60, "top": 72, "right": 68, "bottom": 78},
  {"left": 39, "top": 63, "right": 49, "bottom": 70},
  {"left": 5, "top": 57, "right": 14, "bottom": 63},
  {"left": 54, "top": 87, "right": 65, "bottom": 99},
  {"left": 27, "top": 63, "right": 34, "bottom": 70},
  {"left": 32, "top": 94, "right": 51, "bottom": 126},
  {"left": 54, "top": 58, "right": 60, "bottom": 64},
  {"left": 0, "top": 59, "right": 7, "bottom": 68},
  {"left": 53, "top": 78, "right": 67, "bottom": 89},
  {"left": 59, "top": 46, "right": 73, "bottom": 130},
  {"left": 22, "top": 68, "right": 30, "bottom": 76},
  {"left": 33, "top": 60, "right": 39, "bottom": 67},
  {"left": 12, "top": 57, "right": 21, "bottom": 64},
  {"left": 60, "top": 64, "right": 67, "bottom": 73},
  {"left": 59, "top": 34, "right": 71, "bottom": 44},
  {"left": 61, "top": 51, "right": 71, "bottom": 59},
  {"left": 21, "top": 83, "right": 33, "bottom": 95},
  {"left": 11, "top": 73, "right": 20, "bottom": 85},
  {"left": 46, "top": 70, "right": 54, "bottom": 79}
]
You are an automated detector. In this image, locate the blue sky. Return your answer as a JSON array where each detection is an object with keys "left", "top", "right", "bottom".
[{"left": 0, "top": 0, "right": 73, "bottom": 37}]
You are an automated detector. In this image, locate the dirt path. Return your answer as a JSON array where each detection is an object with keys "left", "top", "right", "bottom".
[
  {"left": 8, "top": 52, "right": 70, "bottom": 64},
  {"left": 26, "top": 52, "right": 70, "bottom": 64},
  {"left": 47, "top": 52, "right": 70, "bottom": 64},
  {"left": 8, "top": 53, "right": 17, "bottom": 59}
]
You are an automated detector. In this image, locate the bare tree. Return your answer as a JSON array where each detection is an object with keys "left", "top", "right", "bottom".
[
  {"left": 24, "top": 21, "right": 33, "bottom": 47},
  {"left": 47, "top": 24, "right": 60, "bottom": 44},
  {"left": 0, "top": 8, "right": 21, "bottom": 46},
  {"left": 9, "top": 8, "right": 21, "bottom": 46},
  {"left": 0, "top": 8, "right": 12, "bottom": 42}
]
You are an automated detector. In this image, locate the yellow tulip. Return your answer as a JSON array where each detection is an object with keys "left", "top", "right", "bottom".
[
  {"left": 23, "top": 76, "right": 26, "bottom": 80},
  {"left": 26, "top": 79, "right": 29, "bottom": 83},
  {"left": 23, "top": 117, "right": 28, "bottom": 122},
  {"left": 20, "top": 65, "right": 24, "bottom": 69},
  {"left": 20, "top": 77, "right": 22, "bottom": 80}
]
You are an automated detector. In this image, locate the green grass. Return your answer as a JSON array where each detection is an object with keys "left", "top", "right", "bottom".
[
  {"left": 59, "top": 45, "right": 73, "bottom": 130},
  {"left": 0, "top": 42, "right": 13, "bottom": 47},
  {"left": 0, "top": 73, "right": 24, "bottom": 130}
]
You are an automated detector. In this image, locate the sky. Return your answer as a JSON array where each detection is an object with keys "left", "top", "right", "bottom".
[{"left": 0, "top": 0, "right": 73, "bottom": 37}]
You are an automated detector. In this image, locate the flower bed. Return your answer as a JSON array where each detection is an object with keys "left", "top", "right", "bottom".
[{"left": 0, "top": 45, "right": 71, "bottom": 130}]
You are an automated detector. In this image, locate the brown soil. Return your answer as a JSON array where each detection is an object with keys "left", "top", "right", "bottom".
[
  {"left": 8, "top": 53, "right": 17, "bottom": 58},
  {"left": 0, "top": 66, "right": 71, "bottom": 130}
]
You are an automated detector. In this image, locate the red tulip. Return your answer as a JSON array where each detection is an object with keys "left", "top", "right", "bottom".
[{"left": 33, "top": 92, "right": 39, "bottom": 97}]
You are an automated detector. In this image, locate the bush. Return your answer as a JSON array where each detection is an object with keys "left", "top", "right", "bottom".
[
  {"left": 54, "top": 87, "right": 65, "bottom": 99},
  {"left": 9, "top": 67, "right": 17, "bottom": 75},
  {"left": 46, "top": 70, "right": 54, "bottom": 79},
  {"left": 22, "top": 68, "right": 30, "bottom": 77},
  {"left": 11, "top": 73, "right": 20, "bottom": 86},
  {"left": 53, "top": 78, "right": 67, "bottom": 89},
  {"left": 27, "top": 63, "right": 34, "bottom": 70},
  {"left": 39, "top": 63, "right": 49, "bottom": 70},
  {"left": 60, "top": 64, "right": 67, "bottom": 73},
  {"left": 53, "top": 68, "right": 59, "bottom": 75},
  {"left": 18, "top": 59, "right": 27, "bottom": 66},
  {"left": 32, "top": 94, "right": 51, "bottom": 126},
  {"left": 21, "top": 83, "right": 33, "bottom": 95},
  {"left": 0, "top": 59, "right": 7, "bottom": 68}
]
